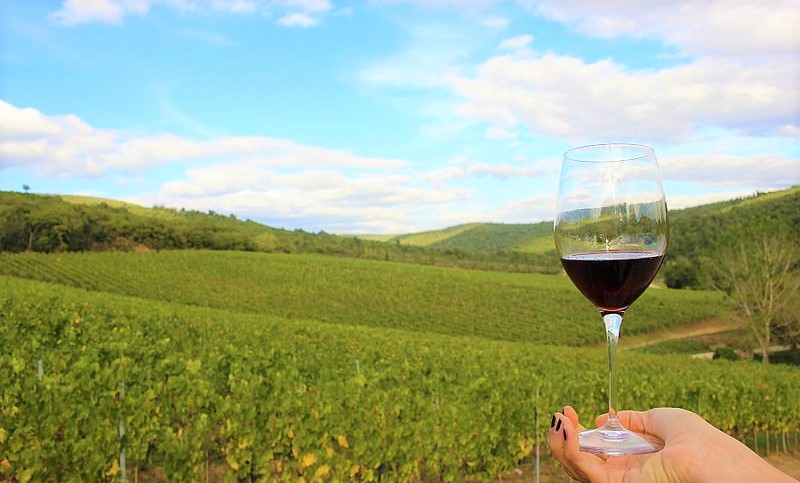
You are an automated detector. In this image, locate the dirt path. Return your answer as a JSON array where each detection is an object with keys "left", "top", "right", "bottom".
[{"left": 587, "top": 316, "right": 745, "bottom": 351}]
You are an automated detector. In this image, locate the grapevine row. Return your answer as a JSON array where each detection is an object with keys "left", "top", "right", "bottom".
[
  {"left": 0, "top": 251, "right": 726, "bottom": 347},
  {"left": 1, "top": 276, "right": 797, "bottom": 481}
]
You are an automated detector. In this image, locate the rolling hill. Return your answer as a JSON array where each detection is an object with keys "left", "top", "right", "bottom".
[
  {"left": 357, "top": 186, "right": 800, "bottom": 287},
  {"left": 373, "top": 222, "right": 555, "bottom": 254},
  {"left": 0, "top": 249, "right": 725, "bottom": 346},
  {"left": 2, "top": 186, "right": 798, "bottom": 282},
  {"left": 0, "top": 191, "right": 560, "bottom": 273}
]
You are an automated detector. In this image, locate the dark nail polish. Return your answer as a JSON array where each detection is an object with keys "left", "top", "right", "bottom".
[
  {"left": 550, "top": 415, "right": 556, "bottom": 428},
  {"left": 555, "top": 418, "right": 562, "bottom": 432},
  {"left": 564, "top": 429, "right": 568, "bottom": 441}
]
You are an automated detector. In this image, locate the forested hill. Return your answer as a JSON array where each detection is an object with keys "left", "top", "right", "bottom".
[
  {"left": 663, "top": 186, "right": 800, "bottom": 288},
  {"left": 0, "top": 191, "right": 323, "bottom": 253},
  {"left": 1, "top": 187, "right": 797, "bottom": 278},
  {"left": 361, "top": 187, "right": 800, "bottom": 260},
  {"left": 0, "top": 191, "right": 559, "bottom": 273}
]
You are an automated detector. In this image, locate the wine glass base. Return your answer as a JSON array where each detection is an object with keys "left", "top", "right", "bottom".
[{"left": 579, "top": 424, "right": 664, "bottom": 456}]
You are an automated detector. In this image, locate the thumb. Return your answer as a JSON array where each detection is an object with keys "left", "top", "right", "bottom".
[{"left": 597, "top": 408, "right": 707, "bottom": 442}]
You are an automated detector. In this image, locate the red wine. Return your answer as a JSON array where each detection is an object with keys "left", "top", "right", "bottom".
[{"left": 561, "top": 251, "right": 664, "bottom": 315}]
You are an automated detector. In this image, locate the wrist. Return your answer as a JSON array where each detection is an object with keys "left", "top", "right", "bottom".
[{"left": 697, "top": 431, "right": 795, "bottom": 483}]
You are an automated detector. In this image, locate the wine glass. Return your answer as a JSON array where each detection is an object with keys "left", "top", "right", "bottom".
[{"left": 554, "top": 143, "right": 668, "bottom": 455}]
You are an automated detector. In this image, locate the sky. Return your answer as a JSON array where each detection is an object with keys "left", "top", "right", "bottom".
[{"left": 1, "top": 0, "right": 799, "bottom": 234}]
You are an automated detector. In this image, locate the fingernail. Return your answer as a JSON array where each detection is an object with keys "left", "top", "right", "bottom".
[
  {"left": 563, "top": 429, "right": 568, "bottom": 441},
  {"left": 550, "top": 415, "right": 556, "bottom": 428},
  {"left": 555, "top": 418, "right": 562, "bottom": 432}
]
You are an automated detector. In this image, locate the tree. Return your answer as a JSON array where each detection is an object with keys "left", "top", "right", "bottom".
[
  {"left": 706, "top": 226, "right": 800, "bottom": 363},
  {"left": 773, "top": 288, "right": 800, "bottom": 350},
  {"left": 22, "top": 184, "right": 30, "bottom": 193}
]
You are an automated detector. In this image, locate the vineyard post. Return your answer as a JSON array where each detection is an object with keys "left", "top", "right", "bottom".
[
  {"left": 766, "top": 429, "right": 770, "bottom": 455},
  {"left": 33, "top": 359, "right": 48, "bottom": 478},
  {"left": 754, "top": 428, "right": 759, "bottom": 454},
  {"left": 119, "top": 380, "right": 127, "bottom": 483},
  {"left": 534, "top": 388, "right": 539, "bottom": 483},
  {"left": 434, "top": 389, "right": 441, "bottom": 451}
]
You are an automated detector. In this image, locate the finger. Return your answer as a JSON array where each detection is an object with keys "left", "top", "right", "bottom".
[
  {"left": 595, "top": 407, "right": 704, "bottom": 441},
  {"left": 547, "top": 412, "right": 581, "bottom": 481},
  {"left": 563, "top": 405, "right": 586, "bottom": 432},
  {"left": 548, "top": 411, "right": 604, "bottom": 483}
]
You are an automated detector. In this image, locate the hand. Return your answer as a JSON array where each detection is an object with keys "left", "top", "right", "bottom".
[{"left": 547, "top": 406, "right": 798, "bottom": 483}]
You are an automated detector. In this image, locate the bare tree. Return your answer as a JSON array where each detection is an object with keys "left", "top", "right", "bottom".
[{"left": 706, "top": 229, "right": 799, "bottom": 363}]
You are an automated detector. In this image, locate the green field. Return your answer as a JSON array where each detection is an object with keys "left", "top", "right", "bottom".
[
  {"left": 0, "top": 251, "right": 726, "bottom": 346},
  {"left": 1, "top": 250, "right": 798, "bottom": 481},
  {"left": 356, "top": 222, "right": 555, "bottom": 255}
]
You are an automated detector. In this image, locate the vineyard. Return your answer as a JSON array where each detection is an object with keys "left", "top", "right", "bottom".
[
  {"left": 1, "top": 251, "right": 798, "bottom": 481},
  {"left": 0, "top": 251, "right": 725, "bottom": 346}
]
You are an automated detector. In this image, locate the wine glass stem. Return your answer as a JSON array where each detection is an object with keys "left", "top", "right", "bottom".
[{"left": 603, "top": 313, "right": 623, "bottom": 428}]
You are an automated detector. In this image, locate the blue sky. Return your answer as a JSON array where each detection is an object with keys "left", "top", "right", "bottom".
[{"left": 2, "top": 0, "right": 798, "bottom": 233}]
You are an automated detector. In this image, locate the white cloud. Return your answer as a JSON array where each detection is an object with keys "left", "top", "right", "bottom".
[
  {"left": 425, "top": 159, "right": 544, "bottom": 183},
  {"left": 49, "top": 0, "right": 332, "bottom": 26},
  {"left": 277, "top": 12, "right": 316, "bottom": 27},
  {"left": 368, "top": 0, "right": 497, "bottom": 6},
  {"left": 350, "top": 0, "right": 798, "bottom": 145},
  {"left": 0, "top": 100, "right": 408, "bottom": 176},
  {"left": 0, "top": 102, "right": 63, "bottom": 138},
  {"left": 0, "top": 100, "right": 473, "bottom": 234},
  {"left": 528, "top": 0, "right": 800, "bottom": 59},
  {"left": 0, "top": 100, "right": 119, "bottom": 176},
  {"left": 660, "top": 153, "right": 799, "bottom": 188},
  {"left": 141, "top": 162, "right": 473, "bottom": 233},
  {"left": 426, "top": 192, "right": 556, "bottom": 228},
  {"left": 449, "top": 53, "right": 798, "bottom": 141},
  {"left": 493, "top": 193, "right": 555, "bottom": 223},
  {"left": 210, "top": 0, "right": 259, "bottom": 13},
  {"left": 498, "top": 34, "right": 533, "bottom": 50},
  {"left": 50, "top": 0, "right": 128, "bottom": 25},
  {"left": 282, "top": 0, "right": 330, "bottom": 13}
]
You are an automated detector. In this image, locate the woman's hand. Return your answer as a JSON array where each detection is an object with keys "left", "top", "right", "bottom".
[{"left": 547, "top": 406, "right": 798, "bottom": 483}]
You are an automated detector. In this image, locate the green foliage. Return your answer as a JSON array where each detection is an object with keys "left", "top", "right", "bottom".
[
  {"left": 698, "top": 220, "right": 800, "bottom": 361},
  {"left": 0, "top": 251, "right": 726, "bottom": 346},
  {"left": 1, "top": 276, "right": 798, "bottom": 481},
  {"left": 0, "top": 191, "right": 561, "bottom": 274},
  {"left": 713, "top": 347, "right": 740, "bottom": 361},
  {"left": 664, "top": 187, "right": 800, "bottom": 289},
  {"left": 663, "top": 256, "right": 699, "bottom": 289},
  {"left": 774, "top": 283, "right": 800, "bottom": 347}
]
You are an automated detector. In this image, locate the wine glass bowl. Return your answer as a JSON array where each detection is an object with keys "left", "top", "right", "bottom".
[{"left": 555, "top": 143, "right": 668, "bottom": 455}]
